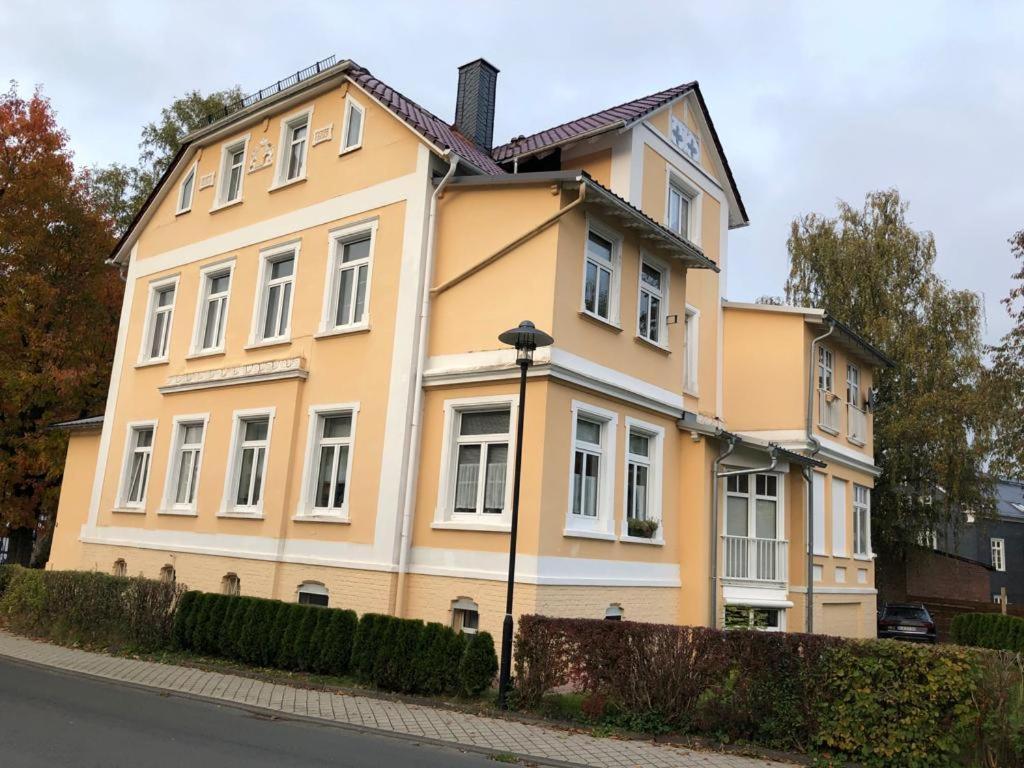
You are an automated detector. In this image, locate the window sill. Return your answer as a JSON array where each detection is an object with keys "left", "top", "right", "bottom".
[
  {"left": 217, "top": 511, "right": 264, "bottom": 520},
  {"left": 338, "top": 144, "right": 362, "bottom": 157},
  {"left": 634, "top": 335, "right": 671, "bottom": 354},
  {"left": 244, "top": 337, "right": 292, "bottom": 351},
  {"left": 157, "top": 508, "right": 198, "bottom": 517},
  {"left": 186, "top": 348, "right": 226, "bottom": 361},
  {"left": 111, "top": 506, "right": 146, "bottom": 515},
  {"left": 578, "top": 310, "right": 622, "bottom": 332},
  {"left": 563, "top": 527, "right": 617, "bottom": 541},
  {"left": 174, "top": 207, "right": 192, "bottom": 217},
  {"left": 853, "top": 553, "right": 875, "bottom": 562},
  {"left": 135, "top": 358, "right": 169, "bottom": 369},
  {"left": 620, "top": 534, "right": 664, "bottom": 546},
  {"left": 268, "top": 176, "right": 307, "bottom": 193},
  {"left": 209, "top": 198, "right": 243, "bottom": 214},
  {"left": 847, "top": 436, "right": 866, "bottom": 447},
  {"left": 817, "top": 424, "right": 840, "bottom": 436},
  {"left": 314, "top": 323, "right": 370, "bottom": 340},
  {"left": 293, "top": 513, "right": 350, "bottom": 524},
  {"left": 432, "top": 519, "right": 511, "bottom": 533},
  {"left": 683, "top": 387, "right": 699, "bottom": 398}
]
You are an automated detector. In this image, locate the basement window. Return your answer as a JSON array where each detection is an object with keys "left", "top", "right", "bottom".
[
  {"left": 451, "top": 597, "right": 479, "bottom": 635},
  {"left": 724, "top": 605, "right": 782, "bottom": 631},
  {"left": 297, "top": 581, "right": 329, "bottom": 607}
]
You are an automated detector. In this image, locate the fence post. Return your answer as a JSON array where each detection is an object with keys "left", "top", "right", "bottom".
[{"left": 1001, "top": 587, "right": 1008, "bottom": 615}]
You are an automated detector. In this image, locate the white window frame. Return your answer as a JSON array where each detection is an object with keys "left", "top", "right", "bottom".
[
  {"left": 565, "top": 400, "right": 618, "bottom": 539},
  {"left": 723, "top": 604, "right": 785, "bottom": 632},
  {"left": 249, "top": 241, "right": 299, "bottom": 347},
  {"left": 222, "top": 573, "right": 241, "bottom": 596},
  {"left": 853, "top": 484, "right": 872, "bottom": 557},
  {"left": 220, "top": 407, "right": 275, "bottom": 518},
  {"left": 846, "top": 363, "right": 860, "bottom": 405},
  {"left": 684, "top": 305, "right": 700, "bottom": 395},
  {"left": 818, "top": 346, "right": 835, "bottom": 392},
  {"left": 636, "top": 255, "right": 669, "bottom": 348},
  {"left": 273, "top": 107, "right": 313, "bottom": 188},
  {"left": 214, "top": 135, "right": 250, "bottom": 209},
  {"left": 831, "top": 477, "right": 847, "bottom": 557},
  {"left": 665, "top": 172, "right": 701, "bottom": 244},
  {"left": 116, "top": 420, "right": 158, "bottom": 511},
  {"left": 160, "top": 413, "right": 209, "bottom": 515},
  {"left": 318, "top": 219, "right": 377, "bottom": 336},
  {"left": 297, "top": 581, "right": 329, "bottom": 606},
  {"left": 176, "top": 160, "right": 198, "bottom": 215},
  {"left": 451, "top": 597, "right": 479, "bottom": 634},
  {"left": 621, "top": 418, "right": 665, "bottom": 544},
  {"left": 433, "top": 395, "right": 518, "bottom": 532},
  {"left": 296, "top": 402, "right": 360, "bottom": 521},
  {"left": 580, "top": 218, "right": 622, "bottom": 326},
  {"left": 724, "top": 471, "right": 785, "bottom": 539},
  {"left": 189, "top": 259, "right": 235, "bottom": 357},
  {"left": 138, "top": 275, "right": 179, "bottom": 365},
  {"left": 339, "top": 95, "right": 365, "bottom": 155},
  {"left": 991, "top": 538, "right": 1006, "bottom": 572}
]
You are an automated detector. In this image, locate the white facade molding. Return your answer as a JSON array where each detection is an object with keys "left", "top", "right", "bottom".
[
  {"left": 158, "top": 357, "right": 308, "bottom": 394},
  {"left": 789, "top": 586, "right": 878, "bottom": 596},
  {"left": 722, "top": 584, "right": 793, "bottom": 607},
  {"left": 737, "top": 430, "right": 882, "bottom": 477}
]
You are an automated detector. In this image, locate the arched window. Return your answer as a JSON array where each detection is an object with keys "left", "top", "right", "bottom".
[
  {"left": 113, "top": 559, "right": 127, "bottom": 578},
  {"left": 222, "top": 573, "right": 240, "bottom": 596},
  {"left": 604, "top": 603, "right": 624, "bottom": 621},
  {"left": 159, "top": 564, "right": 176, "bottom": 585},
  {"left": 451, "top": 597, "right": 479, "bottom": 635},
  {"left": 297, "top": 581, "right": 329, "bottom": 607}
]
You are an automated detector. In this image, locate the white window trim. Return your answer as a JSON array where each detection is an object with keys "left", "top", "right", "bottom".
[
  {"left": 317, "top": 218, "right": 378, "bottom": 337},
  {"left": 271, "top": 106, "right": 314, "bottom": 190},
  {"left": 176, "top": 160, "right": 198, "bottom": 215},
  {"left": 853, "top": 484, "right": 872, "bottom": 558},
  {"left": 636, "top": 254, "right": 670, "bottom": 350},
  {"left": 723, "top": 470, "right": 786, "bottom": 540},
  {"left": 212, "top": 134, "right": 250, "bottom": 210},
  {"left": 565, "top": 400, "right": 618, "bottom": 539},
  {"left": 339, "top": 95, "right": 366, "bottom": 155},
  {"left": 580, "top": 217, "right": 622, "bottom": 328},
  {"left": 115, "top": 419, "right": 158, "bottom": 512},
  {"left": 433, "top": 395, "right": 518, "bottom": 532},
  {"left": 297, "top": 581, "right": 329, "bottom": 605},
  {"left": 188, "top": 258, "right": 236, "bottom": 358},
  {"left": 683, "top": 305, "right": 700, "bottom": 396},
  {"left": 620, "top": 417, "right": 665, "bottom": 545},
  {"left": 991, "top": 538, "right": 1006, "bottom": 572},
  {"left": 664, "top": 170, "right": 702, "bottom": 245},
  {"left": 723, "top": 604, "right": 786, "bottom": 632},
  {"left": 159, "top": 413, "right": 209, "bottom": 515},
  {"left": 451, "top": 597, "right": 480, "bottom": 634},
  {"left": 831, "top": 477, "right": 848, "bottom": 557},
  {"left": 811, "top": 470, "right": 827, "bottom": 556},
  {"left": 137, "top": 275, "right": 179, "bottom": 366},
  {"left": 295, "top": 402, "right": 360, "bottom": 522},
  {"left": 248, "top": 240, "right": 300, "bottom": 348},
  {"left": 220, "top": 407, "right": 276, "bottom": 518}
]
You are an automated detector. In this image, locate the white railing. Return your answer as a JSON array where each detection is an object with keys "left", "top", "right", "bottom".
[
  {"left": 818, "top": 389, "right": 840, "bottom": 433},
  {"left": 723, "top": 536, "right": 788, "bottom": 584},
  {"left": 847, "top": 403, "right": 867, "bottom": 444}
]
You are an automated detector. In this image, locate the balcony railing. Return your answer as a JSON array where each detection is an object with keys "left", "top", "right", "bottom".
[
  {"left": 723, "top": 536, "right": 788, "bottom": 584},
  {"left": 818, "top": 388, "right": 840, "bottom": 433},
  {"left": 848, "top": 403, "right": 867, "bottom": 445}
]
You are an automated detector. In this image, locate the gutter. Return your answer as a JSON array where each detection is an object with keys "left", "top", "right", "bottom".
[{"left": 393, "top": 151, "right": 460, "bottom": 617}]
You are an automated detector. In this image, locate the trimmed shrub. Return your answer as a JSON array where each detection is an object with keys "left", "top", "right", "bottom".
[
  {"left": 315, "top": 609, "right": 357, "bottom": 676},
  {"left": 459, "top": 631, "right": 498, "bottom": 697},
  {"left": 222, "top": 596, "right": 252, "bottom": 658},
  {"left": 351, "top": 613, "right": 387, "bottom": 683},
  {"left": 275, "top": 604, "right": 306, "bottom": 670},
  {"left": 306, "top": 609, "right": 332, "bottom": 673},
  {"left": 201, "top": 594, "right": 230, "bottom": 656},
  {"left": 292, "top": 607, "right": 321, "bottom": 672},
  {"left": 952, "top": 613, "right": 1024, "bottom": 652},
  {"left": 172, "top": 590, "right": 200, "bottom": 649},
  {"left": 416, "top": 622, "right": 463, "bottom": 695}
]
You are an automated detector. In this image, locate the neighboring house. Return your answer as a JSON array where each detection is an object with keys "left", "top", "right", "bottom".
[{"left": 48, "top": 56, "right": 890, "bottom": 641}]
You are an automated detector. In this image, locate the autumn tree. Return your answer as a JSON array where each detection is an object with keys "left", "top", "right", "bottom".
[
  {"left": 785, "top": 189, "right": 996, "bottom": 553},
  {"left": 0, "top": 84, "right": 122, "bottom": 542},
  {"left": 988, "top": 231, "right": 1024, "bottom": 478}
]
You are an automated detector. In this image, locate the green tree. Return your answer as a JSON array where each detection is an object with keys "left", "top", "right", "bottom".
[
  {"left": 784, "top": 189, "right": 996, "bottom": 551},
  {"left": 988, "top": 231, "right": 1024, "bottom": 478}
]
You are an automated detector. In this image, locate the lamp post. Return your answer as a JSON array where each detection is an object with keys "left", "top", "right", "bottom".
[{"left": 496, "top": 320, "right": 553, "bottom": 709}]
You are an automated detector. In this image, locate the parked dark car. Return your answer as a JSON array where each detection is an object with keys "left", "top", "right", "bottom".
[{"left": 877, "top": 603, "right": 937, "bottom": 643}]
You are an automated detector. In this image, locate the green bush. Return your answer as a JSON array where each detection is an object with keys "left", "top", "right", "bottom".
[
  {"left": 275, "top": 603, "right": 306, "bottom": 670},
  {"left": 172, "top": 590, "right": 200, "bottom": 649},
  {"left": 351, "top": 613, "right": 387, "bottom": 682},
  {"left": 952, "top": 613, "right": 1024, "bottom": 652},
  {"left": 459, "top": 631, "right": 498, "bottom": 696},
  {"left": 315, "top": 609, "right": 357, "bottom": 676},
  {"left": 292, "top": 607, "right": 321, "bottom": 672},
  {"left": 416, "top": 622, "right": 463, "bottom": 695}
]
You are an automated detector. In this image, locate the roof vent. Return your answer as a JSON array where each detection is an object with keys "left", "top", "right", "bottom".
[{"left": 454, "top": 58, "right": 499, "bottom": 149}]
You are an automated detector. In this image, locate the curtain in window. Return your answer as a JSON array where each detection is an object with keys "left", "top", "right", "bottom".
[
  {"left": 483, "top": 444, "right": 507, "bottom": 513},
  {"left": 454, "top": 445, "right": 480, "bottom": 512}
]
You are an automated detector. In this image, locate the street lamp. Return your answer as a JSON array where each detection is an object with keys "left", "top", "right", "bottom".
[{"left": 496, "top": 320, "right": 553, "bottom": 708}]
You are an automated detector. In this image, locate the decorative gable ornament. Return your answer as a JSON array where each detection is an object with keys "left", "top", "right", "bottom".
[
  {"left": 669, "top": 115, "right": 700, "bottom": 164},
  {"left": 198, "top": 172, "right": 215, "bottom": 190},
  {"left": 312, "top": 123, "right": 333, "bottom": 146},
  {"left": 248, "top": 139, "right": 273, "bottom": 172}
]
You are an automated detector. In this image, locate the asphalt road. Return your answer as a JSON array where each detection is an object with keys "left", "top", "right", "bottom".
[{"left": 0, "top": 658, "right": 502, "bottom": 767}]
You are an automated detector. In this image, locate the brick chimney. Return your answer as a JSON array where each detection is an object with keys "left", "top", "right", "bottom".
[{"left": 454, "top": 58, "right": 499, "bottom": 149}]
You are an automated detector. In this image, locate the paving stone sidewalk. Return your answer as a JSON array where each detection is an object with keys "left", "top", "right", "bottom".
[{"left": 0, "top": 630, "right": 794, "bottom": 768}]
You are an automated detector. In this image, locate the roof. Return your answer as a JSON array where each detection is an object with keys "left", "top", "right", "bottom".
[
  {"left": 676, "top": 412, "right": 827, "bottom": 469},
  {"left": 50, "top": 415, "right": 104, "bottom": 432},
  {"left": 995, "top": 478, "right": 1024, "bottom": 522}
]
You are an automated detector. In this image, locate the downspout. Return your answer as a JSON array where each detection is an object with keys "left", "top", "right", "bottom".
[
  {"left": 393, "top": 151, "right": 460, "bottom": 617},
  {"left": 803, "top": 320, "right": 835, "bottom": 634}
]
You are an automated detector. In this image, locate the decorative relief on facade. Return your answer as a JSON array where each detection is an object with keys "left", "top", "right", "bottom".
[
  {"left": 248, "top": 138, "right": 274, "bottom": 172},
  {"left": 312, "top": 124, "right": 333, "bottom": 146},
  {"left": 670, "top": 115, "right": 700, "bottom": 164},
  {"left": 160, "top": 357, "right": 308, "bottom": 394},
  {"left": 198, "top": 172, "right": 215, "bottom": 190}
]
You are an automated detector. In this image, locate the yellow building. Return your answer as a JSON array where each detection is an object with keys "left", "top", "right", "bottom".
[{"left": 49, "top": 56, "right": 891, "bottom": 639}]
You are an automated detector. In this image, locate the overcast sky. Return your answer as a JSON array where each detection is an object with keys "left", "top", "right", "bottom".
[{"left": 4, "top": 0, "right": 1020, "bottom": 343}]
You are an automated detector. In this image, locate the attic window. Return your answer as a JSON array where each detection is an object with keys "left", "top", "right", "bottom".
[
  {"left": 340, "top": 96, "right": 365, "bottom": 154},
  {"left": 177, "top": 163, "right": 197, "bottom": 215}
]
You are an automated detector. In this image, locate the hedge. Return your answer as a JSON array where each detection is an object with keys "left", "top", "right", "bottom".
[
  {"left": 513, "top": 615, "right": 1024, "bottom": 767},
  {"left": 0, "top": 564, "right": 181, "bottom": 651},
  {"left": 951, "top": 613, "right": 1024, "bottom": 652}
]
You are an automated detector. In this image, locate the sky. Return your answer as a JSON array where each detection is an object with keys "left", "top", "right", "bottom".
[{"left": 3, "top": 0, "right": 1021, "bottom": 343}]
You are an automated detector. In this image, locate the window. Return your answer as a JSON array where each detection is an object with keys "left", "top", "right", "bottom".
[
  {"left": 119, "top": 423, "right": 155, "bottom": 508},
  {"left": 165, "top": 418, "right": 206, "bottom": 512},
  {"left": 225, "top": 412, "right": 272, "bottom": 515},
  {"left": 724, "top": 605, "right": 782, "bottom": 631},
  {"left": 637, "top": 259, "right": 667, "bottom": 345},
  {"left": 452, "top": 409, "right": 510, "bottom": 516},
  {"left": 340, "top": 96, "right": 365, "bottom": 153},
  {"left": 854, "top": 484, "right": 871, "bottom": 556},
  {"left": 684, "top": 306, "right": 699, "bottom": 393},
  {"left": 818, "top": 346, "right": 839, "bottom": 431},
  {"left": 301, "top": 407, "right": 357, "bottom": 517},
  {"left": 222, "top": 573, "right": 240, "bottom": 596},
  {"left": 254, "top": 245, "right": 297, "bottom": 343},
  {"left": 667, "top": 181, "right": 693, "bottom": 238},
  {"left": 451, "top": 597, "right": 479, "bottom": 634},
  {"left": 113, "top": 559, "right": 127, "bottom": 578},
  {"left": 624, "top": 420, "right": 664, "bottom": 541},
  {"left": 193, "top": 262, "right": 233, "bottom": 353},
  {"left": 573, "top": 417, "right": 603, "bottom": 519},
  {"left": 160, "top": 565, "right": 176, "bottom": 585},
  {"left": 141, "top": 278, "right": 178, "bottom": 362},
  {"left": 298, "top": 581, "right": 329, "bottom": 607},
  {"left": 217, "top": 138, "right": 248, "bottom": 206},
  {"left": 818, "top": 347, "right": 834, "bottom": 391},
  {"left": 582, "top": 223, "right": 619, "bottom": 323},
  {"left": 626, "top": 431, "right": 651, "bottom": 522},
  {"left": 832, "top": 478, "right": 847, "bottom": 557},
  {"left": 276, "top": 110, "right": 311, "bottom": 185},
  {"left": 993, "top": 593, "right": 1004, "bottom": 605},
  {"left": 177, "top": 163, "right": 197, "bottom": 214},
  {"left": 724, "top": 472, "right": 784, "bottom": 582},
  {"left": 992, "top": 538, "right": 1006, "bottom": 572},
  {"left": 567, "top": 402, "right": 617, "bottom": 536},
  {"left": 846, "top": 364, "right": 860, "bottom": 405},
  {"left": 605, "top": 604, "right": 624, "bottom": 621},
  {"left": 323, "top": 224, "right": 375, "bottom": 333}
]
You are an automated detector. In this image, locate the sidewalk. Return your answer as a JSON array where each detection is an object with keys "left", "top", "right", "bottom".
[{"left": 0, "top": 631, "right": 793, "bottom": 768}]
